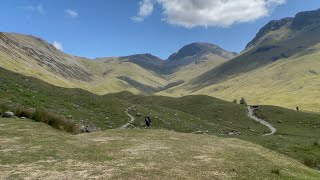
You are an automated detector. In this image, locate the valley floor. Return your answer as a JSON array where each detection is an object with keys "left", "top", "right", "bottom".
[{"left": 1, "top": 118, "right": 320, "bottom": 180}]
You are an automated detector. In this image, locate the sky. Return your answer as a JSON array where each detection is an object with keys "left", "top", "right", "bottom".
[{"left": 0, "top": 0, "right": 320, "bottom": 59}]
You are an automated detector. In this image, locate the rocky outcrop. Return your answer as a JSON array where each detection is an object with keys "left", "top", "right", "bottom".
[
  {"left": 291, "top": 8, "right": 320, "bottom": 30},
  {"left": 246, "top": 17, "right": 293, "bottom": 49}
]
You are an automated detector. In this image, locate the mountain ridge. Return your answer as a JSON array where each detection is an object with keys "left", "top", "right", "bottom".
[{"left": 0, "top": 32, "right": 235, "bottom": 95}]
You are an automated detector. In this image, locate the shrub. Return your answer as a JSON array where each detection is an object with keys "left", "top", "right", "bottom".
[
  {"left": 233, "top": 99, "right": 238, "bottom": 104},
  {"left": 32, "top": 109, "right": 80, "bottom": 134},
  {"left": 15, "top": 106, "right": 34, "bottom": 118},
  {"left": 304, "top": 158, "right": 318, "bottom": 168},
  {"left": 32, "top": 109, "right": 49, "bottom": 123},
  {"left": 271, "top": 168, "right": 280, "bottom": 175},
  {"left": 314, "top": 140, "right": 320, "bottom": 146},
  {"left": 0, "top": 103, "right": 9, "bottom": 113},
  {"left": 239, "top": 97, "right": 247, "bottom": 105}
]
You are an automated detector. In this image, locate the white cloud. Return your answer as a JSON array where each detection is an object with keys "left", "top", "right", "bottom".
[
  {"left": 53, "top": 41, "right": 63, "bottom": 51},
  {"left": 132, "top": 0, "right": 154, "bottom": 22},
  {"left": 65, "top": 9, "right": 79, "bottom": 18},
  {"left": 133, "top": 0, "right": 286, "bottom": 27},
  {"left": 21, "top": 4, "right": 45, "bottom": 14}
]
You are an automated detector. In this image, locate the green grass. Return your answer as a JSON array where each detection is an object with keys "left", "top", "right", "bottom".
[
  {"left": 1, "top": 118, "right": 319, "bottom": 179},
  {"left": 0, "top": 67, "right": 130, "bottom": 129},
  {"left": 249, "top": 106, "right": 320, "bottom": 169},
  {"left": 117, "top": 94, "right": 269, "bottom": 136},
  {"left": 1, "top": 67, "right": 320, "bottom": 171}
]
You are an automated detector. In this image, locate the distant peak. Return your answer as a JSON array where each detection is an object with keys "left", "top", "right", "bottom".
[
  {"left": 168, "top": 42, "right": 234, "bottom": 61},
  {"left": 122, "top": 53, "right": 163, "bottom": 61}
]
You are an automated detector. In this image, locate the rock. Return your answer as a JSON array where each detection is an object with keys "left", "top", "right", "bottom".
[
  {"left": 20, "top": 117, "right": 27, "bottom": 119},
  {"left": 67, "top": 115, "right": 72, "bottom": 119},
  {"left": 277, "top": 120, "right": 282, "bottom": 124},
  {"left": 136, "top": 112, "right": 143, "bottom": 116},
  {"left": 80, "top": 124, "right": 100, "bottom": 133},
  {"left": 3, "top": 111, "right": 14, "bottom": 118},
  {"left": 229, "top": 132, "right": 234, "bottom": 136}
]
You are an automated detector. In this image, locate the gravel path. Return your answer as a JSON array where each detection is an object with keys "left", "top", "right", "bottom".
[
  {"left": 121, "top": 106, "right": 135, "bottom": 129},
  {"left": 247, "top": 106, "right": 277, "bottom": 136}
]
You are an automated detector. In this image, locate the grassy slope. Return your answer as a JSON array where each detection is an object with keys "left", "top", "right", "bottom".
[
  {"left": 251, "top": 106, "right": 320, "bottom": 169},
  {"left": 162, "top": 24, "right": 320, "bottom": 112},
  {"left": 1, "top": 118, "right": 319, "bottom": 180},
  {"left": 0, "top": 66, "right": 266, "bottom": 136},
  {"left": 0, "top": 33, "right": 229, "bottom": 96},
  {"left": 193, "top": 43, "right": 320, "bottom": 111},
  {"left": 0, "top": 67, "right": 319, "bottom": 170},
  {"left": 117, "top": 94, "right": 268, "bottom": 136}
]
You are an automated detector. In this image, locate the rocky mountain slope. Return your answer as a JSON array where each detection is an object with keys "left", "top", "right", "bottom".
[
  {"left": 0, "top": 33, "right": 235, "bottom": 95},
  {"left": 160, "top": 8, "right": 320, "bottom": 111}
]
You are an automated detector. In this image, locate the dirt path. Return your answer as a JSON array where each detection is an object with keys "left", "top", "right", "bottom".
[
  {"left": 121, "top": 106, "right": 135, "bottom": 129},
  {"left": 247, "top": 106, "right": 277, "bottom": 136}
]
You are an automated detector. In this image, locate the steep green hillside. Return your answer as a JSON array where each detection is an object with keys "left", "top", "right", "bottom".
[
  {"left": 1, "top": 118, "right": 319, "bottom": 179},
  {"left": 0, "top": 66, "right": 264, "bottom": 135},
  {"left": 193, "top": 44, "right": 320, "bottom": 111}
]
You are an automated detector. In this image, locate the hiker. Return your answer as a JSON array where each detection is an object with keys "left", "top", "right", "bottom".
[
  {"left": 145, "top": 116, "right": 151, "bottom": 127},
  {"left": 296, "top": 106, "right": 299, "bottom": 111}
]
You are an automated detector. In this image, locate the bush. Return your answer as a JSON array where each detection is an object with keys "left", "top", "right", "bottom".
[
  {"left": 271, "top": 168, "right": 280, "bottom": 175},
  {"left": 239, "top": 97, "right": 247, "bottom": 105},
  {"left": 32, "top": 109, "right": 80, "bottom": 134},
  {"left": 314, "top": 140, "right": 320, "bottom": 146},
  {"left": 304, "top": 158, "right": 318, "bottom": 168},
  {"left": 0, "top": 103, "right": 9, "bottom": 113},
  {"left": 233, "top": 99, "right": 238, "bottom": 104},
  {"left": 15, "top": 106, "right": 34, "bottom": 118}
]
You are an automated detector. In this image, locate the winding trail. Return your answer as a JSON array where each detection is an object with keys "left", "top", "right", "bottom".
[
  {"left": 121, "top": 106, "right": 135, "bottom": 129},
  {"left": 247, "top": 106, "right": 277, "bottom": 136}
]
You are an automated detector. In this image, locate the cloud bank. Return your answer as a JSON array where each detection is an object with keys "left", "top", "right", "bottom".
[{"left": 133, "top": 0, "right": 286, "bottom": 28}]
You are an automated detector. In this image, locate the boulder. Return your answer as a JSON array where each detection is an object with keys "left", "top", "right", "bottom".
[
  {"left": 80, "top": 125, "right": 100, "bottom": 133},
  {"left": 195, "top": 131, "right": 204, "bottom": 134},
  {"left": 3, "top": 111, "right": 14, "bottom": 118}
]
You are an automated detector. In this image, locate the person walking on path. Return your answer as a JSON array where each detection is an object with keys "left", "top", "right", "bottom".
[{"left": 145, "top": 116, "right": 151, "bottom": 128}]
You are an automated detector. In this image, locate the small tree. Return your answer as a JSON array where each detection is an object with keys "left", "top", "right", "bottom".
[
  {"left": 240, "top": 97, "right": 247, "bottom": 105},
  {"left": 233, "top": 99, "right": 238, "bottom": 104}
]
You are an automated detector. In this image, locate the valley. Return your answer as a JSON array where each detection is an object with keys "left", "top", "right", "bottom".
[{"left": 0, "top": 6, "right": 320, "bottom": 179}]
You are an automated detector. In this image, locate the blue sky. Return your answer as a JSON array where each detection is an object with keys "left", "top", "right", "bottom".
[{"left": 0, "top": 0, "right": 320, "bottom": 59}]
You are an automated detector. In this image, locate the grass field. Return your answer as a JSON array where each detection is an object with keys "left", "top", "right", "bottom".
[
  {"left": 1, "top": 118, "right": 319, "bottom": 179},
  {"left": 0, "top": 66, "right": 320, "bottom": 171}
]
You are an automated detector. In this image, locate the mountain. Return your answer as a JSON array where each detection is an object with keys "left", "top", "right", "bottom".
[
  {"left": 2, "top": 9, "right": 320, "bottom": 111},
  {"left": 167, "top": 42, "right": 237, "bottom": 65},
  {"left": 0, "top": 32, "right": 235, "bottom": 95},
  {"left": 168, "top": 8, "right": 320, "bottom": 111},
  {"left": 187, "top": 9, "right": 320, "bottom": 89}
]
